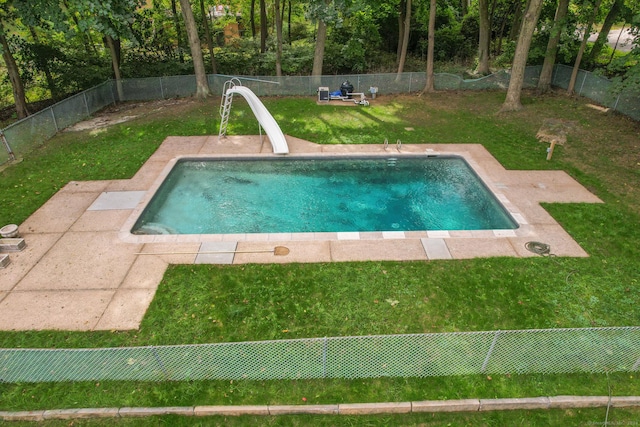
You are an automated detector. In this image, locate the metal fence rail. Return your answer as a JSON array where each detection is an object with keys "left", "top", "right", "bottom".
[
  {"left": 1, "top": 66, "right": 638, "bottom": 166},
  {"left": 1, "top": 327, "right": 639, "bottom": 383}
]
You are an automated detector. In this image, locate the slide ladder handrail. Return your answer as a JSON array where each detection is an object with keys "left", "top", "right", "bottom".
[{"left": 218, "top": 78, "right": 243, "bottom": 139}]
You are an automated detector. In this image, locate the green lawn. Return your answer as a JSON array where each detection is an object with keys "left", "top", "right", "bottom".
[{"left": 0, "top": 90, "right": 639, "bottom": 425}]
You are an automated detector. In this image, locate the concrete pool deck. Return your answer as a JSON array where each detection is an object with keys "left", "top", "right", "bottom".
[{"left": 0, "top": 136, "right": 602, "bottom": 331}]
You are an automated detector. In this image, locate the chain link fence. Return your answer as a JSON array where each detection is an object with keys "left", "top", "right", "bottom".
[
  {"left": 1, "top": 327, "right": 639, "bottom": 383},
  {"left": 1, "top": 66, "right": 638, "bottom": 167}
]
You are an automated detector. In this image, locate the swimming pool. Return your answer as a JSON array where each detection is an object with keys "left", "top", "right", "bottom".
[{"left": 131, "top": 155, "right": 517, "bottom": 235}]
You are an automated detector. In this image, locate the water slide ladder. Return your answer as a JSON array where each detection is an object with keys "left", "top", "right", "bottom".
[
  {"left": 218, "top": 78, "right": 289, "bottom": 154},
  {"left": 218, "top": 78, "right": 241, "bottom": 140}
]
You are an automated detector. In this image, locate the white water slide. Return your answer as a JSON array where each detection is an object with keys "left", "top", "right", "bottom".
[{"left": 219, "top": 83, "right": 289, "bottom": 155}]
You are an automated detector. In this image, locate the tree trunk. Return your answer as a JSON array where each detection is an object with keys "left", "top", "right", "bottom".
[
  {"left": 423, "top": 0, "right": 437, "bottom": 93},
  {"left": 250, "top": 0, "right": 256, "bottom": 39},
  {"left": 105, "top": 35, "right": 124, "bottom": 101},
  {"left": 496, "top": 0, "right": 519, "bottom": 55},
  {"left": 260, "top": 0, "right": 267, "bottom": 53},
  {"left": 537, "top": 0, "right": 570, "bottom": 93},
  {"left": 476, "top": 0, "right": 490, "bottom": 74},
  {"left": 395, "top": 0, "right": 412, "bottom": 81},
  {"left": 461, "top": 0, "right": 470, "bottom": 16},
  {"left": 509, "top": 0, "right": 523, "bottom": 40},
  {"left": 28, "top": 26, "right": 60, "bottom": 100},
  {"left": 567, "top": 0, "right": 602, "bottom": 95},
  {"left": 171, "top": 0, "right": 185, "bottom": 62},
  {"left": 607, "top": 22, "right": 626, "bottom": 65},
  {"left": 587, "top": 0, "right": 623, "bottom": 63},
  {"left": 288, "top": 0, "right": 292, "bottom": 45},
  {"left": 500, "top": 0, "right": 544, "bottom": 112},
  {"left": 397, "top": 0, "right": 406, "bottom": 64},
  {"left": 0, "top": 31, "right": 29, "bottom": 119},
  {"left": 311, "top": 19, "right": 327, "bottom": 84},
  {"left": 275, "top": 0, "right": 283, "bottom": 76},
  {"left": 199, "top": 0, "right": 217, "bottom": 74},
  {"left": 179, "top": 0, "right": 211, "bottom": 99}
]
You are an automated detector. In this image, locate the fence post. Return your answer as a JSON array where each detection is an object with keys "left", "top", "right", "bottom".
[
  {"left": 82, "top": 92, "right": 90, "bottom": 116},
  {"left": 111, "top": 80, "right": 117, "bottom": 105},
  {"left": 613, "top": 94, "right": 621, "bottom": 111},
  {"left": 578, "top": 72, "right": 588, "bottom": 96},
  {"left": 50, "top": 108, "right": 59, "bottom": 133},
  {"left": 408, "top": 73, "right": 412, "bottom": 93},
  {"left": 151, "top": 346, "right": 170, "bottom": 379},
  {"left": 160, "top": 77, "right": 165, "bottom": 99},
  {"left": 322, "top": 337, "right": 328, "bottom": 378},
  {"left": 0, "top": 130, "right": 16, "bottom": 161},
  {"left": 481, "top": 330, "right": 501, "bottom": 373}
]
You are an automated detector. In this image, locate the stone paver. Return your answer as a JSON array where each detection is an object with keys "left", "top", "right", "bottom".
[
  {"left": 0, "top": 233, "right": 62, "bottom": 291},
  {"left": 71, "top": 210, "right": 133, "bottom": 232},
  {"left": 95, "top": 288, "right": 157, "bottom": 330},
  {"left": 20, "top": 191, "right": 99, "bottom": 233},
  {"left": 194, "top": 405, "right": 270, "bottom": 416},
  {"left": 88, "top": 191, "right": 146, "bottom": 211},
  {"left": 14, "top": 231, "right": 141, "bottom": 291},
  {"left": 195, "top": 241, "right": 237, "bottom": 264},
  {"left": 339, "top": 402, "right": 411, "bottom": 414},
  {"left": 330, "top": 239, "right": 427, "bottom": 262},
  {"left": 443, "top": 238, "right": 518, "bottom": 259},
  {"left": 412, "top": 399, "right": 480, "bottom": 412},
  {"left": 0, "top": 254, "right": 10, "bottom": 268},
  {"left": 43, "top": 408, "right": 120, "bottom": 420},
  {"left": 0, "top": 290, "right": 114, "bottom": 330},
  {"left": 268, "top": 404, "right": 339, "bottom": 415},
  {"left": 548, "top": 395, "right": 610, "bottom": 408},
  {"left": 118, "top": 407, "right": 194, "bottom": 417},
  {"left": 234, "top": 240, "right": 332, "bottom": 264},
  {"left": 421, "top": 238, "right": 452, "bottom": 260},
  {"left": 479, "top": 397, "right": 550, "bottom": 411},
  {"left": 0, "top": 139, "right": 603, "bottom": 331}
]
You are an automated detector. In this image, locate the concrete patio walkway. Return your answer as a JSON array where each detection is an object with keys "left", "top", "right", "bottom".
[{"left": 0, "top": 136, "right": 602, "bottom": 331}]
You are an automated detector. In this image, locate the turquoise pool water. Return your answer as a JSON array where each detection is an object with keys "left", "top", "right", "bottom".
[{"left": 132, "top": 156, "right": 518, "bottom": 234}]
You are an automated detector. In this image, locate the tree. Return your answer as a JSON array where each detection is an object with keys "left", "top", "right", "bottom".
[
  {"left": 260, "top": 0, "right": 267, "bottom": 52},
  {"left": 423, "top": 0, "right": 436, "bottom": 92},
  {"left": 396, "top": 0, "right": 412, "bottom": 80},
  {"left": 310, "top": 0, "right": 334, "bottom": 81},
  {"left": 0, "top": 21, "right": 29, "bottom": 119},
  {"left": 171, "top": 0, "right": 186, "bottom": 62},
  {"left": 104, "top": 34, "right": 124, "bottom": 100},
  {"left": 250, "top": 0, "right": 257, "bottom": 39},
  {"left": 587, "top": 0, "right": 624, "bottom": 63},
  {"left": 26, "top": 26, "right": 61, "bottom": 100},
  {"left": 567, "top": 0, "right": 602, "bottom": 94},
  {"left": 199, "top": 0, "right": 217, "bottom": 74},
  {"left": 500, "top": 0, "right": 544, "bottom": 112},
  {"left": 476, "top": 0, "right": 490, "bottom": 74},
  {"left": 275, "top": 0, "right": 284, "bottom": 76},
  {"left": 179, "top": 0, "right": 210, "bottom": 98},
  {"left": 538, "top": 0, "right": 570, "bottom": 93},
  {"left": 68, "top": 0, "right": 142, "bottom": 101}
]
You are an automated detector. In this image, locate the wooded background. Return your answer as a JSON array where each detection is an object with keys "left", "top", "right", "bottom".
[{"left": 1, "top": 0, "right": 638, "bottom": 119}]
